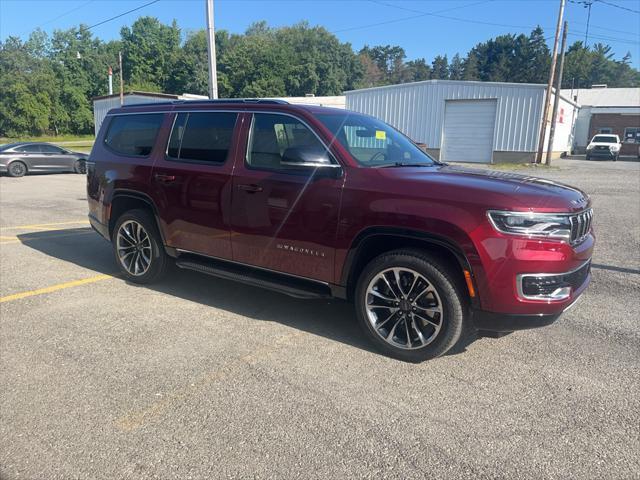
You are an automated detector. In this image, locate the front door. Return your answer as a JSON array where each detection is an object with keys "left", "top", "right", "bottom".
[
  {"left": 230, "top": 112, "right": 343, "bottom": 284},
  {"left": 150, "top": 111, "right": 240, "bottom": 259}
]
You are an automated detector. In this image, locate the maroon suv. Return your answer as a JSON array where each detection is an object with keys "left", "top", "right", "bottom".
[{"left": 87, "top": 99, "right": 594, "bottom": 361}]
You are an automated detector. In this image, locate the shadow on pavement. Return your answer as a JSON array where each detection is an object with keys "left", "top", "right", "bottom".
[{"left": 18, "top": 228, "right": 479, "bottom": 359}]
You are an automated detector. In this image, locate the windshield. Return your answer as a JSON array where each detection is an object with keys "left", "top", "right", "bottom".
[
  {"left": 317, "top": 112, "right": 436, "bottom": 167},
  {"left": 592, "top": 135, "right": 618, "bottom": 143}
]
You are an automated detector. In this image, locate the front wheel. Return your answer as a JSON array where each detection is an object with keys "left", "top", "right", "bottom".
[
  {"left": 112, "top": 209, "right": 167, "bottom": 284},
  {"left": 355, "top": 250, "right": 466, "bottom": 362}
]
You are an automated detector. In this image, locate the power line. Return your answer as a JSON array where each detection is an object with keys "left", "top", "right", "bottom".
[
  {"left": 594, "top": 0, "right": 640, "bottom": 14},
  {"left": 34, "top": 0, "right": 97, "bottom": 29},
  {"left": 332, "top": 0, "right": 493, "bottom": 33},
  {"left": 85, "top": 0, "right": 162, "bottom": 31}
]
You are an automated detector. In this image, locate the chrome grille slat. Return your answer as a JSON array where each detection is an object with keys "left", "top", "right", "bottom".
[{"left": 570, "top": 209, "right": 592, "bottom": 244}]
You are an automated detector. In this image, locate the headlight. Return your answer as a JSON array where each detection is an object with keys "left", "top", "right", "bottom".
[
  {"left": 586, "top": 144, "right": 594, "bottom": 150},
  {"left": 487, "top": 210, "right": 572, "bottom": 241},
  {"left": 610, "top": 144, "right": 620, "bottom": 152}
]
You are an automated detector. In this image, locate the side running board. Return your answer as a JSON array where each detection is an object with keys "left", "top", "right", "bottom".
[{"left": 175, "top": 253, "right": 332, "bottom": 300}]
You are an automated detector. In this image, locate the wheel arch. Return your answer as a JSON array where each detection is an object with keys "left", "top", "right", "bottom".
[
  {"left": 341, "top": 227, "right": 481, "bottom": 307},
  {"left": 109, "top": 190, "right": 174, "bottom": 256}
]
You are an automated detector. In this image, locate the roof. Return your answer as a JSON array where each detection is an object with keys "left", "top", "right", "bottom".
[
  {"left": 92, "top": 90, "right": 181, "bottom": 101},
  {"left": 346, "top": 79, "right": 578, "bottom": 106},
  {"left": 560, "top": 88, "right": 640, "bottom": 107}
]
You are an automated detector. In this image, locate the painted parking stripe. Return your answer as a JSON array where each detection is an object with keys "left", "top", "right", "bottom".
[{"left": 0, "top": 274, "right": 114, "bottom": 304}]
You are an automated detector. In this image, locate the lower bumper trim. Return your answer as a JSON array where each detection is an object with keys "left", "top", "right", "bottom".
[{"left": 472, "top": 309, "right": 561, "bottom": 333}]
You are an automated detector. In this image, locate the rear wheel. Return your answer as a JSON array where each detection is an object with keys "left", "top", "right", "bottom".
[
  {"left": 355, "top": 249, "right": 466, "bottom": 362},
  {"left": 112, "top": 209, "right": 167, "bottom": 284},
  {"left": 74, "top": 159, "right": 87, "bottom": 174},
  {"left": 7, "top": 161, "right": 27, "bottom": 177}
]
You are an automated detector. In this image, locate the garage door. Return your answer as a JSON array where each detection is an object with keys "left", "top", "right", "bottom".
[{"left": 441, "top": 99, "right": 497, "bottom": 163}]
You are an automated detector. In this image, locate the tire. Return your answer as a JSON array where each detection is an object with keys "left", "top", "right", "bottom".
[
  {"left": 112, "top": 209, "right": 167, "bottom": 284},
  {"left": 74, "top": 159, "right": 87, "bottom": 174},
  {"left": 613, "top": 155, "right": 618, "bottom": 162},
  {"left": 7, "top": 161, "right": 27, "bottom": 177},
  {"left": 355, "top": 249, "right": 466, "bottom": 362},
  {"left": 585, "top": 154, "right": 591, "bottom": 160}
]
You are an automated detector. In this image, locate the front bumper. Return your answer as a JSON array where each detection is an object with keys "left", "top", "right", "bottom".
[{"left": 588, "top": 149, "right": 617, "bottom": 158}]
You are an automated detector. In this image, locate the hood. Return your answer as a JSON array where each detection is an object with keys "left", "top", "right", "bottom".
[{"left": 378, "top": 165, "right": 590, "bottom": 213}]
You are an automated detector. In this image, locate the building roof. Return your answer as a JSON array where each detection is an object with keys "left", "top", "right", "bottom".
[
  {"left": 346, "top": 79, "right": 578, "bottom": 106},
  {"left": 92, "top": 90, "right": 182, "bottom": 101},
  {"left": 560, "top": 88, "right": 640, "bottom": 107}
]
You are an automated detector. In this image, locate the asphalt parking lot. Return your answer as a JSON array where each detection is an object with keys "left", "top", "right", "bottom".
[{"left": 1, "top": 159, "right": 639, "bottom": 479}]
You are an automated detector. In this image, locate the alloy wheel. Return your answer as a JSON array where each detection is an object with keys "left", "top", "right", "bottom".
[
  {"left": 365, "top": 267, "right": 444, "bottom": 350},
  {"left": 116, "top": 220, "right": 153, "bottom": 276},
  {"left": 9, "top": 162, "right": 26, "bottom": 177}
]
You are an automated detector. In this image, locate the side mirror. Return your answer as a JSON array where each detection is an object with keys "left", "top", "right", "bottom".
[{"left": 281, "top": 146, "right": 342, "bottom": 177}]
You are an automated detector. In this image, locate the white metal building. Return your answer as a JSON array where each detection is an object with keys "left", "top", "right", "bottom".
[
  {"left": 92, "top": 91, "right": 208, "bottom": 135},
  {"left": 345, "top": 80, "right": 578, "bottom": 163}
]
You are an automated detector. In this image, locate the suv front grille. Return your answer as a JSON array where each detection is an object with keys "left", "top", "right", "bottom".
[{"left": 569, "top": 209, "right": 593, "bottom": 244}]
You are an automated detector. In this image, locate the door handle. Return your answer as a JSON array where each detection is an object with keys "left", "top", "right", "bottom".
[
  {"left": 237, "top": 183, "right": 263, "bottom": 193},
  {"left": 154, "top": 173, "right": 176, "bottom": 183}
]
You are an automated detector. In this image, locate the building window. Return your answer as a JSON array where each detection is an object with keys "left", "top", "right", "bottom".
[
  {"left": 623, "top": 127, "right": 640, "bottom": 144},
  {"left": 597, "top": 127, "right": 613, "bottom": 134}
]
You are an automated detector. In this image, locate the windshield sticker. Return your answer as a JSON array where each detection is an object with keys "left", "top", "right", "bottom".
[{"left": 375, "top": 130, "right": 386, "bottom": 140}]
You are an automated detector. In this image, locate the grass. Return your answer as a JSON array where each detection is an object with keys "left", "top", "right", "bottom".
[{"left": 0, "top": 134, "right": 95, "bottom": 153}]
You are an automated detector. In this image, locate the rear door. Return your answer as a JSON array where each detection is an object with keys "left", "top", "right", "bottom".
[
  {"left": 230, "top": 112, "right": 343, "bottom": 284},
  {"left": 150, "top": 110, "right": 240, "bottom": 259},
  {"left": 14, "top": 144, "right": 44, "bottom": 169},
  {"left": 38, "top": 144, "right": 73, "bottom": 170}
]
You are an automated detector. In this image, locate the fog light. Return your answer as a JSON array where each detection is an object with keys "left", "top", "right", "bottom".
[{"left": 518, "top": 274, "right": 571, "bottom": 300}]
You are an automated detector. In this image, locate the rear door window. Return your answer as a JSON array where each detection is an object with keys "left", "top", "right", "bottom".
[
  {"left": 104, "top": 114, "right": 164, "bottom": 157},
  {"left": 16, "top": 145, "right": 42, "bottom": 153},
  {"left": 167, "top": 112, "right": 238, "bottom": 164}
]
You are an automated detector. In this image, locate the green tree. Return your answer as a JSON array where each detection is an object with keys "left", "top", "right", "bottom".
[
  {"left": 431, "top": 55, "right": 449, "bottom": 80},
  {"left": 448, "top": 53, "right": 464, "bottom": 80},
  {"left": 120, "top": 17, "right": 181, "bottom": 92}
]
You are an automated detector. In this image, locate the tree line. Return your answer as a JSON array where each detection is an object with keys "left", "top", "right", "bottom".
[{"left": 1, "top": 18, "right": 638, "bottom": 137}]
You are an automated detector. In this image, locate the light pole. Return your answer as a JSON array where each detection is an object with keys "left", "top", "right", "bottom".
[{"left": 205, "top": 0, "right": 218, "bottom": 99}]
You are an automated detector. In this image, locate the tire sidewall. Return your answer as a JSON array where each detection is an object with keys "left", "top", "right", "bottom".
[
  {"left": 355, "top": 251, "right": 465, "bottom": 362},
  {"left": 112, "top": 209, "right": 166, "bottom": 284}
]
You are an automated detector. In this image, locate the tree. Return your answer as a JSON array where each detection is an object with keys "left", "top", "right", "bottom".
[
  {"left": 406, "top": 58, "right": 431, "bottom": 82},
  {"left": 120, "top": 17, "right": 181, "bottom": 92},
  {"left": 448, "top": 54, "right": 464, "bottom": 80},
  {"left": 431, "top": 55, "right": 449, "bottom": 80}
]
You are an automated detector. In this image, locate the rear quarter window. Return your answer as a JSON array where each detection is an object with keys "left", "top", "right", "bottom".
[{"left": 104, "top": 114, "right": 165, "bottom": 157}]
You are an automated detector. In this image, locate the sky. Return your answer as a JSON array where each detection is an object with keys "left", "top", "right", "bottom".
[{"left": 1, "top": 0, "right": 639, "bottom": 67}]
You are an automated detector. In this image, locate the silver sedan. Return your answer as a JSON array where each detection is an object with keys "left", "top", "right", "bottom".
[{"left": 0, "top": 142, "right": 89, "bottom": 177}]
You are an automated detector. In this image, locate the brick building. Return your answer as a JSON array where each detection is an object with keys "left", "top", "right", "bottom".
[{"left": 563, "top": 87, "right": 640, "bottom": 156}]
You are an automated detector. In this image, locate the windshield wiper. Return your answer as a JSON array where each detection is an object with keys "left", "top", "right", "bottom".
[{"left": 375, "top": 162, "right": 433, "bottom": 168}]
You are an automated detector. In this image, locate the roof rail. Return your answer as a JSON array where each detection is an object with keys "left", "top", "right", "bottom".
[{"left": 121, "top": 98, "right": 290, "bottom": 108}]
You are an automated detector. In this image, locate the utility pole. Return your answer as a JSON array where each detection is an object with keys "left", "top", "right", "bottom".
[
  {"left": 546, "top": 21, "right": 569, "bottom": 166},
  {"left": 205, "top": 0, "right": 218, "bottom": 99},
  {"left": 118, "top": 51, "right": 124, "bottom": 105},
  {"left": 535, "top": 0, "right": 565, "bottom": 164},
  {"left": 584, "top": 0, "right": 593, "bottom": 46},
  {"left": 108, "top": 66, "right": 113, "bottom": 95}
]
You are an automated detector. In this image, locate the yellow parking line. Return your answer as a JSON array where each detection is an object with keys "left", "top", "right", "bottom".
[
  {"left": 1, "top": 220, "right": 89, "bottom": 231},
  {"left": 0, "top": 274, "right": 114, "bottom": 304}
]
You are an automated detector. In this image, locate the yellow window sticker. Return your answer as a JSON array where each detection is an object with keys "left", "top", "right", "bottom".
[{"left": 375, "top": 130, "right": 386, "bottom": 140}]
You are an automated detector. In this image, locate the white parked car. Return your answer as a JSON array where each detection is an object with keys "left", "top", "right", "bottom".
[{"left": 585, "top": 134, "right": 622, "bottom": 161}]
